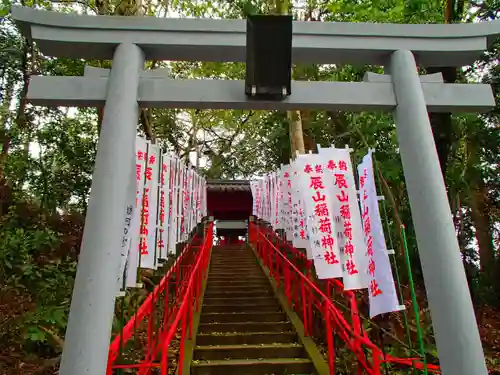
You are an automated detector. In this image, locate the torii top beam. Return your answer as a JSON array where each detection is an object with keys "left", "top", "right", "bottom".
[{"left": 11, "top": 5, "right": 500, "bottom": 67}]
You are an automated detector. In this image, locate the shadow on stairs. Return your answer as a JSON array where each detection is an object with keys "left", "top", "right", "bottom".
[{"left": 190, "top": 244, "right": 317, "bottom": 375}]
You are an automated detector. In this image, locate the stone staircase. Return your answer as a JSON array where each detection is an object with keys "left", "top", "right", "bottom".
[{"left": 190, "top": 244, "right": 316, "bottom": 375}]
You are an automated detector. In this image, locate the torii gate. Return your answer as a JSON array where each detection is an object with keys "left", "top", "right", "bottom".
[{"left": 12, "top": 6, "right": 500, "bottom": 375}]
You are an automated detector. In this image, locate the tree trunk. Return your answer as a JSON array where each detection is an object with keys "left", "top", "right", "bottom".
[
  {"left": 300, "top": 110, "right": 316, "bottom": 153},
  {"left": 425, "top": 66, "right": 456, "bottom": 177},
  {"left": 0, "top": 79, "right": 16, "bottom": 182},
  {"left": 469, "top": 180, "right": 495, "bottom": 274},
  {"left": 274, "top": 0, "right": 306, "bottom": 158},
  {"left": 1, "top": 35, "right": 32, "bottom": 189},
  {"left": 424, "top": 0, "right": 464, "bottom": 177},
  {"left": 288, "top": 110, "right": 305, "bottom": 157}
]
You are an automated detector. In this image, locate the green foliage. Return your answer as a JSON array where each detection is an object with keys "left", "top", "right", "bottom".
[{"left": 0, "top": 208, "right": 76, "bottom": 357}]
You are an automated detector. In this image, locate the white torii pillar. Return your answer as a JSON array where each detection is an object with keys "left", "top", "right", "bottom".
[{"left": 58, "top": 43, "right": 145, "bottom": 375}]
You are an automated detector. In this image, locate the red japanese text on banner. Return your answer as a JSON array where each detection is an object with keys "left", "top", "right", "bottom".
[
  {"left": 191, "top": 172, "right": 197, "bottom": 232},
  {"left": 182, "top": 168, "right": 191, "bottom": 241},
  {"left": 176, "top": 159, "right": 184, "bottom": 244},
  {"left": 358, "top": 151, "right": 403, "bottom": 318},
  {"left": 280, "top": 165, "right": 293, "bottom": 239},
  {"left": 258, "top": 179, "right": 264, "bottom": 219},
  {"left": 284, "top": 165, "right": 294, "bottom": 242},
  {"left": 158, "top": 154, "right": 170, "bottom": 260},
  {"left": 126, "top": 136, "right": 147, "bottom": 287},
  {"left": 275, "top": 171, "right": 282, "bottom": 229},
  {"left": 289, "top": 162, "right": 310, "bottom": 253},
  {"left": 264, "top": 174, "right": 271, "bottom": 222},
  {"left": 295, "top": 154, "right": 342, "bottom": 279},
  {"left": 271, "top": 172, "right": 281, "bottom": 229},
  {"left": 167, "top": 157, "right": 178, "bottom": 256},
  {"left": 142, "top": 143, "right": 159, "bottom": 270},
  {"left": 318, "top": 146, "right": 369, "bottom": 290}
]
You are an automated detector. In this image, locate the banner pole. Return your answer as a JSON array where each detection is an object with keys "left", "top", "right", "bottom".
[{"left": 401, "top": 224, "right": 428, "bottom": 375}]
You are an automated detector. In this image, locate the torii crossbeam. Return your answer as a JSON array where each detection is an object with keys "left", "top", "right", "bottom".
[{"left": 11, "top": 5, "right": 500, "bottom": 375}]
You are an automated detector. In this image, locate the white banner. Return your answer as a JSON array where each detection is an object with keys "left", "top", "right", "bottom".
[
  {"left": 140, "top": 142, "right": 159, "bottom": 270},
  {"left": 202, "top": 178, "right": 207, "bottom": 218},
  {"left": 126, "top": 137, "right": 148, "bottom": 287},
  {"left": 275, "top": 171, "right": 283, "bottom": 230},
  {"left": 187, "top": 168, "right": 193, "bottom": 238},
  {"left": 358, "top": 151, "right": 403, "bottom": 318},
  {"left": 263, "top": 175, "right": 269, "bottom": 222},
  {"left": 191, "top": 171, "right": 198, "bottom": 234},
  {"left": 182, "top": 168, "right": 188, "bottom": 241},
  {"left": 318, "top": 146, "right": 369, "bottom": 290},
  {"left": 278, "top": 166, "right": 288, "bottom": 233},
  {"left": 157, "top": 154, "right": 169, "bottom": 260},
  {"left": 117, "top": 160, "right": 136, "bottom": 294},
  {"left": 271, "top": 172, "right": 280, "bottom": 229},
  {"left": 177, "top": 160, "right": 184, "bottom": 244},
  {"left": 168, "top": 157, "right": 178, "bottom": 256},
  {"left": 282, "top": 166, "right": 294, "bottom": 241},
  {"left": 250, "top": 180, "right": 259, "bottom": 216},
  {"left": 117, "top": 139, "right": 206, "bottom": 292},
  {"left": 295, "top": 154, "right": 342, "bottom": 279},
  {"left": 257, "top": 179, "right": 264, "bottom": 219},
  {"left": 289, "top": 163, "right": 310, "bottom": 251}
]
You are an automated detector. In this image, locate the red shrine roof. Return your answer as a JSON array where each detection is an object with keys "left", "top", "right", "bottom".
[{"left": 207, "top": 180, "right": 250, "bottom": 192}]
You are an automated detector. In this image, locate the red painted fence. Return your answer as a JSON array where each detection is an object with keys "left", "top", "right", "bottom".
[
  {"left": 107, "top": 222, "right": 213, "bottom": 375},
  {"left": 249, "top": 221, "right": 440, "bottom": 374}
]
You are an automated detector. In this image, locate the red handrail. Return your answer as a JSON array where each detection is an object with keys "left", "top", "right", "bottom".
[
  {"left": 249, "top": 221, "right": 440, "bottom": 374},
  {"left": 107, "top": 222, "right": 213, "bottom": 375}
]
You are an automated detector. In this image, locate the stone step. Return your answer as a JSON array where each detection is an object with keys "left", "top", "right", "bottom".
[
  {"left": 198, "top": 321, "right": 293, "bottom": 334},
  {"left": 205, "top": 284, "right": 271, "bottom": 292},
  {"left": 208, "top": 273, "right": 263, "bottom": 279},
  {"left": 192, "top": 245, "right": 317, "bottom": 375},
  {"left": 208, "top": 271, "right": 263, "bottom": 278},
  {"left": 194, "top": 343, "right": 305, "bottom": 361},
  {"left": 210, "top": 264, "right": 259, "bottom": 269},
  {"left": 207, "top": 277, "right": 268, "bottom": 283},
  {"left": 210, "top": 258, "right": 253, "bottom": 261},
  {"left": 200, "top": 312, "right": 287, "bottom": 323},
  {"left": 203, "top": 290, "right": 273, "bottom": 298},
  {"left": 210, "top": 262, "right": 258, "bottom": 266},
  {"left": 204, "top": 287, "right": 271, "bottom": 295},
  {"left": 210, "top": 264, "right": 260, "bottom": 268},
  {"left": 209, "top": 270, "right": 262, "bottom": 275},
  {"left": 203, "top": 296, "right": 277, "bottom": 305},
  {"left": 190, "top": 357, "right": 313, "bottom": 375},
  {"left": 209, "top": 274, "right": 269, "bottom": 285},
  {"left": 204, "top": 284, "right": 271, "bottom": 292},
  {"left": 210, "top": 263, "right": 260, "bottom": 268},
  {"left": 207, "top": 277, "right": 268, "bottom": 284},
  {"left": 202, "top": 303, "right": 282, "bottom": 313},
  {"left": 208, "top": 274, "right": 262, "bottom": 278},
  {"left": 196, "top": 332, "right": 298, "bottom": 346}
]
